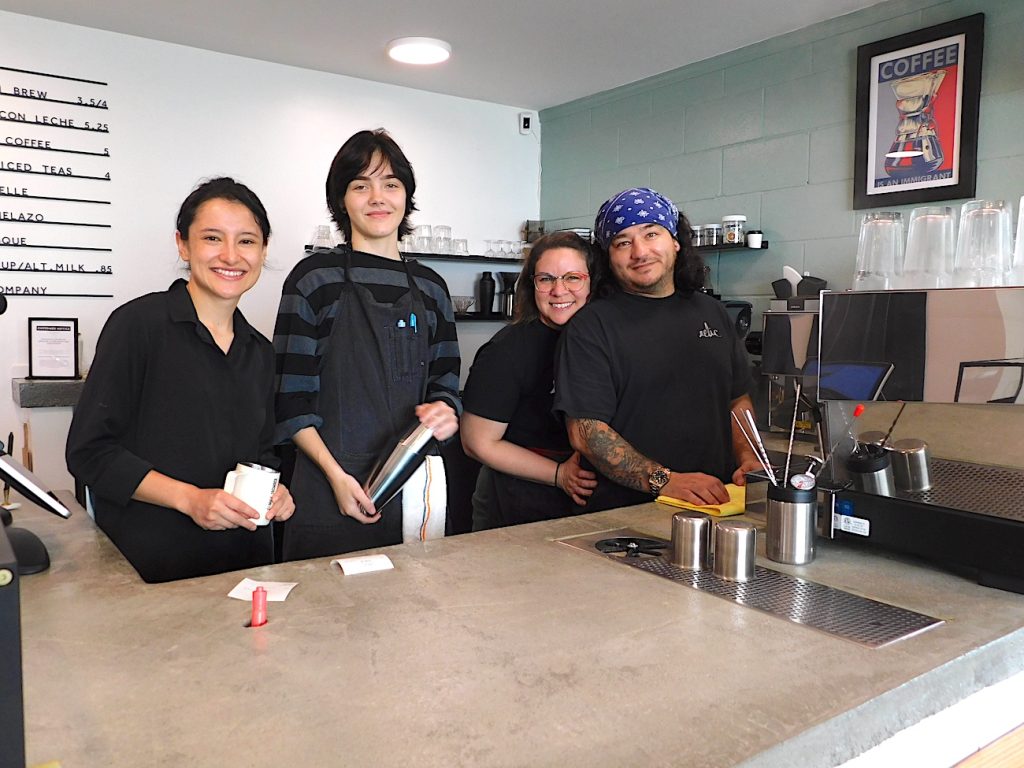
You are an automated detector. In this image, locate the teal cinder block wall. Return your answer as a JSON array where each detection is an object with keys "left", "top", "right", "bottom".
[{"left": 538, "top": 0, "right": 1024, "bottom": 323}]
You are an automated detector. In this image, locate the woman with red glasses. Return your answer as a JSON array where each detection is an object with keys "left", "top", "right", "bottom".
[{"left": 460, "top": 231, "right": 599, "bottom": 530}]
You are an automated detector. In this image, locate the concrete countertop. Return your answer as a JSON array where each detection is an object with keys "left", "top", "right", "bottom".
[{"left": 16, "top": 493, "right": 1024, "bottom": 768}]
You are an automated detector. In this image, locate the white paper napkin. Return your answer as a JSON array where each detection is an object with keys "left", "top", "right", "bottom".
[
  {"left": 331, "top": 553, "right": 394, "bottom": 575},
  {"left": 228, "top": 577, "right": 298, "bottom": 602}
]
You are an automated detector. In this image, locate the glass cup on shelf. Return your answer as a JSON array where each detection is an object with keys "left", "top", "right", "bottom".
[
  {"left": 453, "top": 239, "right": 469, "bottom": 255},
  {"left": 432, "top": 225, "right": 452, "bottom": 254},
  {"left": 853, "top": 211, "right": 903, "bottom": 291},
  {"left": 498, "top": 240, "right": 511, "bottom": 258},
  {"left": 310, "top": 224, "right": 334, "bottom": 250},
  {"left": 1008, "top": 195, "right": 1024, "bottom": 287},
  {"left": 952, "top": 200, "right": 1013, "bottom": 287},
  {"left": 399, "top": 234, "right": 416, "bottom": 253},
  {"left": 484, "top": 240, "right": 496, "bottom": 258},
  {"left": 900, "top": 206, "right": 954, "bottom": 289}
]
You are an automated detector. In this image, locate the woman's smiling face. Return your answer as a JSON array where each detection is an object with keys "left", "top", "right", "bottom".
[
  {"left": 176, "top": 198, "right": 266, "bottom": 304},
  {"left": 533, "top": 247, "right": 591, "bottom": 328}
]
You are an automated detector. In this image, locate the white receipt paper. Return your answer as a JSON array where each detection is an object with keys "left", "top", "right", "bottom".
[
  {"left": 228, "top": 578, "right": 298, "bottom": 602},
  {"left": 331, "top": 553, "right": 394, "bottom": 576}
]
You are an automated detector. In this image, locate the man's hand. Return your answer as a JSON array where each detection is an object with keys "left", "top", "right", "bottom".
[
  {"left": 662, "top": 472, "right": 729, "bottom": 505},
  {"left": 732, "top": 456, "right": 765, "bottom": 486}
]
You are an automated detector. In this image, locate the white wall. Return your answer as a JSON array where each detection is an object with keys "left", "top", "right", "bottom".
[{"left": 0, "top": 11, "right": 540, "bottom": 489}]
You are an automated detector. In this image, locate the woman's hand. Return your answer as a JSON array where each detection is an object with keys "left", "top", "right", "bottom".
[
  {"left": 266, "top": 483, "right": 295, "bottom": 522},
  {"left": 415, "top": 401, "right": 459, "bottom": 441},
  {"left": 327, "top": 467, "right": 379, "bottom": 524},
  {"left": 181, "top": 487, "right": 261, "bottom": 531},
  {"left": 557, "top": 451, "right": 598, "bottom": 506}
]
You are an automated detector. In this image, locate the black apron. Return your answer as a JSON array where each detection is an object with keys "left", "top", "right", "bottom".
[
  {"left": 471, "top": 462, "right": 576, "bottom": 531},
  {"left": 283, "top": 251, "right": 429, "bottom": 560}
]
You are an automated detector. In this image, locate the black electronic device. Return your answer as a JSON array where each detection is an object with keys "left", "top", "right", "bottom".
[{"left": 0, "top": 450, "right": 71, "bottom": 575}]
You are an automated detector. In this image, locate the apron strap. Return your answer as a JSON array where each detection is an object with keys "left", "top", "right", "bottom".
[{"left": 341, "top": 249, "right": 430, "bottom": 426}]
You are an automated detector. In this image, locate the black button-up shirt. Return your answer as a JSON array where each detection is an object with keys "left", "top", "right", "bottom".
[{"left": 66, "top": 279, "right": 276, "bottom": 582}]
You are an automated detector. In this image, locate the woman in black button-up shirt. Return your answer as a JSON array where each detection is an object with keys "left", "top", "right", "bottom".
[{"left": 66, "top": 178, "right": 294, "bottom": 583}]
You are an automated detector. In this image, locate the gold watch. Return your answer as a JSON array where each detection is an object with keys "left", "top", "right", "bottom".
[{"left": 648, "top": 467, "right": 671, "bottom": 496}]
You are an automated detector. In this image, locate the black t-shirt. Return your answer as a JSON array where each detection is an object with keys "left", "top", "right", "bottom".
[
  {"left": 554, "top": 289, "right": 751, "bottom": 510},
  {"left": 463, "top": 319, "right": 570, "bottom": 453}
]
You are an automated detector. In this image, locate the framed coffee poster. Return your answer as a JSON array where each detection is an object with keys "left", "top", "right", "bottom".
[{"left": 853, "top": 14, "right": 984, "bottom": 209}]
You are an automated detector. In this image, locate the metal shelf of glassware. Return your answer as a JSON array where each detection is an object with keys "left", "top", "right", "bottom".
[
  {"left": 406, "top": 251, "right": 523, "bottom": 265},
  {"left": 695, "top": 241, "right": 769, "bottom": 253},
  {"left": 408, "top": 251, "right": 519, "bottom": 323}
]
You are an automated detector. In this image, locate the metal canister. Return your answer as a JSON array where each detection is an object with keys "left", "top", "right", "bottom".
[
  {"left": 889, "top": 438, "right": 932, "bottom": 492},
  {"left": 845, "top": 446, "right": 895, "bottom": 497},
  {"left": 670, "top": 511, "right": 711, "bottom": 570},
  {"left": 856, "top": 430, "right": 887, "bottom": 449},
  {"left": 766, "top": 484, "right": 816, "bottom": 565},
  {"left": 713, "top": 521, "right": 756, "bottom": 582}
]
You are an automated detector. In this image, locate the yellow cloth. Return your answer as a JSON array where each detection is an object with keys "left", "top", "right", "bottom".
[{"left": 656, "top": 483, "right": 746, "bottom": 517}]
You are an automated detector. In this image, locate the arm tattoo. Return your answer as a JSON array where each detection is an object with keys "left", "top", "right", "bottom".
[{"left": 571, "top": 418, "right": 656, "bottom": 492}]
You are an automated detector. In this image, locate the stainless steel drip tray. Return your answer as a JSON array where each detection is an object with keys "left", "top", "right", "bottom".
[
  {"left": 556, "top": 528, "right": 943, "bottom": 648},
  {"left": 896, "top": 457, "right": 1024, "bottom": 523}
]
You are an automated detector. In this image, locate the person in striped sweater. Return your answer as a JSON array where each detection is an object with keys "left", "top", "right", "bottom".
[{"left": 272, "top": 129, "right": 461, "bottom": 560}]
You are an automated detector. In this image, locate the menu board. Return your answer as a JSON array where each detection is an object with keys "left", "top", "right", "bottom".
[{"left": 0, "top": 65, "right": 113, "bottom": 299}]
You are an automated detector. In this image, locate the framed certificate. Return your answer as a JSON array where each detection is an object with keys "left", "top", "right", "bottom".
[{"left": 28, "top": 317, "right": 80, "bottom": 379}]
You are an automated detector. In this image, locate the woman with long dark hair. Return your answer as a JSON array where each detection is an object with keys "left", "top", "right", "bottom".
[{"left": 460, "top": 231, "right": 599, "bottom": 530}]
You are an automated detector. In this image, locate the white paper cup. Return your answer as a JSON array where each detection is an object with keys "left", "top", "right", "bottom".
[{"left": 223, "top": 462, "right": 279, "bottom": 526}]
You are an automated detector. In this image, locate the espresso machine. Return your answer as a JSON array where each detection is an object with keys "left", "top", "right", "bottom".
[{"left": 764, "top": 286, "right": 1024, "bottom": 594}]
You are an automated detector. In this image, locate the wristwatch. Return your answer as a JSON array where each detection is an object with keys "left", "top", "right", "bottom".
[{"left": 648, "top": 467, "right": 671, "bottom": 497}]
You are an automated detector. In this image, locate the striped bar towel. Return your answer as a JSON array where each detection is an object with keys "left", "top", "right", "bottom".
[{"left": 402, "top": 455, "right": 447, "bottom": 542}]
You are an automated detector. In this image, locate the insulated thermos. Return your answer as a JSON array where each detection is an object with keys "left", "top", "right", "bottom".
[
  {"left": 477, "top": 271, "right": 495, "bottom": 317},
  {"left": 766, "top": 484, "right": 816, "bottom": 565},
  {"left": 363, "top": 422, "right": 437, "bottom": 510},
  {"left": 497, "top": 271, "right": 519, "bottom": 320}
]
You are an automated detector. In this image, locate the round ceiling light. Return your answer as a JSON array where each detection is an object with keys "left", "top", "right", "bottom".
[{"left": 387, "top": 37, "right": 452, "bottom": 65}]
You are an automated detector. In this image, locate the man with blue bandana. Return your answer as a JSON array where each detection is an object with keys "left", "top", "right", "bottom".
[{"left": 553, "top": 187, "right": 761, "bottom": 511}]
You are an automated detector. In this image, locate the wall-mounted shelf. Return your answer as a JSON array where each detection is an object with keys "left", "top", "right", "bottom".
[
  {"left": 696, "top": 242, "right": 769, "bottom": 253},
  {"left": 406, "top": 252, "right": 523, "bottom": 265}
]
